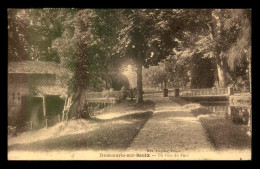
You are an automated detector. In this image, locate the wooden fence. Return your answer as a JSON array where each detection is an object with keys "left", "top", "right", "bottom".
[{"left": 85, "top": 91, "right": 121, "bottom": 103}]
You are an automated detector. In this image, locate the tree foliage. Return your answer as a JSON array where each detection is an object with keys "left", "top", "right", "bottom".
[
  {"left": 161, "top": 9, "right": 251, "bottom": 88},
  {"left": 113, "top": 9, "right": 180, "bottom": 103},
  {"left": 142, "top": 9, "right": 251, "bottom": 90},
  {"left": 8, "top": 9, "right": 252, "bottom": 119},
  {"left": 8, "top": 9, "right": 29, "bottom": 61},
  {"left": 143, "top": 52, "right": 190, "bottom": 89}
]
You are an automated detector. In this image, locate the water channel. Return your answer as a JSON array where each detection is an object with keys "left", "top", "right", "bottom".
[{"left": 199, "top": 101, "right": 251, "bottom": 126}]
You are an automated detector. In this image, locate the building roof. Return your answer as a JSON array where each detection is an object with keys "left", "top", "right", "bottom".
[
  {"left": 34, "top": 85, "right": 68, "bottom": 97},
  {"left": 8, "top": 61, "right": 70, "bottom": 75},
  {"left": 8, "top": 61, "right": 72, "bottom": 97}
]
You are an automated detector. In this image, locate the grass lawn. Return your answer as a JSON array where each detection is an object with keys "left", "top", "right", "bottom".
[
  {"left": 190, "top": 107, "right": 251, "bottom": 150},
  {"left": 8, "top": 100, "right": 155, "bottom": 152}
]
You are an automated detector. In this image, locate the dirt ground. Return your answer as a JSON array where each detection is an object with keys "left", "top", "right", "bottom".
[{"left": 128, "top": 97, "right": 214, "bottom": 152}]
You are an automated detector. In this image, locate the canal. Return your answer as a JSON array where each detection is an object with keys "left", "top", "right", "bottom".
[{"left": 199, "top": 101, "right": 251, "bottom": 126}]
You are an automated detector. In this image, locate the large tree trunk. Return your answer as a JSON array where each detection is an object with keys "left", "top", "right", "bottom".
[
  {"left": 216, "top": 61, "right": 228, "bottom": 88},
  {"left": 76, "top": 87, "right": 87, "bottom": 119},
  {"left": 136, "top": 61, "right": 143, "bottom": 104}
]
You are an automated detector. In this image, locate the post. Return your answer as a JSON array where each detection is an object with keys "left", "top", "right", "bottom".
[
  {"left": 45, "top": 118, "right": 48, "bottom": 128},
  {"left": 130, "top": 88, "right": 133, "bottom": 101},
  {"left": 30, "top": 121, "right": 33, "bottom": 130},
  {"left": 175, "top": 88, "right": 179, "bottom": 97},
  {"left": 248, "top": 108, "right": 251, "bottom": 129},
  {"left": 228, "top": 106, "right": 231, "bottom": 116},
  {"left": 66, "top": 113, "right": 68, "bottom": 122},
  {"left": 163, "top": 89, "right": 168, "bottom": 97},
  {"left": 42, "top": 96, "right": 46, "bottom": 117},
  {"left": 212, "top": 106, "right": 216, "bottom": 113},
  {"left": 136, "top": 60, "right": 143, "bottom": 103},
  {"left": 62, "top": 96, "right": 68, "bottom": 122},
  {"left": 228, "top": 87, "right": 233, "bottom": 96}
]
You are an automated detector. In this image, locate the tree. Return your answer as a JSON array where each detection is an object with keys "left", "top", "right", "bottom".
[
  {"left": 225, "top": 9, "right": 251, "bottom": 92},
  {"left": 8, "top": 9, "right": 73, "bottom": 62},
  {"left": 194, "top": 9, "right": 242, "bottom": 87},
  {"left": 143, "top": 63, "right": 168, "bottom": 89},
  {"left": 26, "top": 9, "right": 70, "bottom": 62},
  {"left": 8, "top": 9, "right": 30, "bottom": 61},
  {"left": 165, "top": 54, "right": 190, "bottom": 88},
  {"left": 163, "top": 9, "right": 251, "bottom": 88},
  {"left": 139, "top": 9, "right": 215, "bottom": 90},
  {"left": 9, "top": 9, "right": 123, "bottom": 118},
  {"left": 143, "top": 53, "right": 190, "bottom": 90},
  {"left": 52, "top": 9, "right": 122, "bottom": 118},
  {"left": 115, "top": 9, "right": 178, "bottom": 103},
  {"left": 10, "top": 9, "right": 251, "bottom": 119},
  {"left": 190, "top": 53, "right": 215, "bottom": 88},
  {"left": 142, "top": 9, "right": 251, "bottom": 90}
]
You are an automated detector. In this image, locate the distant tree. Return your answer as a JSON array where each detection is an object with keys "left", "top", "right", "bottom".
[
  {"left": 8, "top": 9, "right": 72, "bottom": 62},
  {"left": 26, "top": 9, "right": 71, "bottom": 62},
  {"left": 143, "top": 53, "right": 190, "bottom": 90},
  {"left": 143, "top": 63, "right": 167, "bottom": 89},
  {"left": 164, "top": 52, "right": 191, "bottom": 89},
  {"left": 8, "top": 9, "right": 29, "bottom": 61},
  {"left": 190, "top": 53, "right": 215, "bottom": 89}
]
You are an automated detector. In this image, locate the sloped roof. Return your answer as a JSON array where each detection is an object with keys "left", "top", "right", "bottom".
[
  {"left": 34, "top": 85, "right": 67, "bottom": 97},
  {"left": 8, "top": 61, "right": 70, "bottom": 75}
]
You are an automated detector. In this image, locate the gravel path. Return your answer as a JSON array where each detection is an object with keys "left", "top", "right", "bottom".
[{"left": 128, "top": 96, "right": 214, "bottom": 152}]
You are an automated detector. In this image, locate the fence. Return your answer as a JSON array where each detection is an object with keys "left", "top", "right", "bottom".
[
  {"left": 10, "top": 91, "right": 122, "bottom": 133},
  {"left": 86, "top": 102, "right": 115, "bottom": 116},
  {"left": 179, "top": 88, "right": 230, "bottom": 97},
  {"left": 44, "top": 114, "right": 62, "bottom": 128},
  {"left": 86, "top": 91, "right": 121, "bottom": 99},
  {"left": 20, "top": 101, "right": 114, "bottom": 131},
  {"left": 86, "top": 91, "right": 121, "bottom": 103},
  {"left": 21, "top": 114, "right": 63, "bottom": 131},
  {"left": 143, "top": 87, "right": 177, "bottom": 97},
  {"left": 143, "top": 87, "right": 162, "bottom": 94}
]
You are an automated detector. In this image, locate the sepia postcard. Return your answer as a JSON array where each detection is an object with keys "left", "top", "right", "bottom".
[{"left": 8, "top": 8, "right": 252, "bottom": 160}]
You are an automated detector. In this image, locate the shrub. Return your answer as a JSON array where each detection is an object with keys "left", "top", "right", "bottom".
[{"left": 8, "top": 126, "right": 17, "bottom": 137}]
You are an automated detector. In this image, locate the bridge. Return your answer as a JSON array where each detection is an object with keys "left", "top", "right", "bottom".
[{"left": 142, "top": 87, "right": 232, "bottom": 101}]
